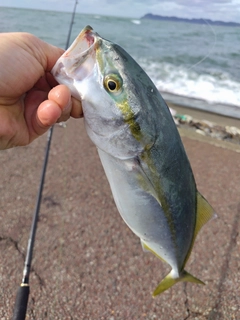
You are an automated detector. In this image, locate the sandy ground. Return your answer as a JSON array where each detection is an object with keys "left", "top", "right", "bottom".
[{"left": 0, "top": 111, "right": 239, "bottom": 319}]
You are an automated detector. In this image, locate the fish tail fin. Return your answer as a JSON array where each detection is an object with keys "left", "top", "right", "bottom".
[
  {"left": 180, "top": 270, "right": 205, "bottom": 285},
  {"left": 152, "top": 269, "right": 205, "bottom": 297}
]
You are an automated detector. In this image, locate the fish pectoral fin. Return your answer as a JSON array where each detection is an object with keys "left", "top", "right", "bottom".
[{"left": 152, "top": 269, "right": 205, "bottom": 297}]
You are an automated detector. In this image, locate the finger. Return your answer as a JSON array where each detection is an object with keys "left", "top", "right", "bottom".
[
  {"left": 48, "top": 84, "right": 71, "bottom": 113},
  {"left": 49, "top": 84, "right": 83, "bottom": 120},
  {"left": 46, "top": 72, "right": 60, "bottom": 88},
  {"left": 32, "top": 99, "right": 62, "bottom": 137},
  {"left": 70, "top": 96, "right": 83, "bottom": 119},
  {"left": 33, "top": 75, "right": 51, "bottom": 92}
]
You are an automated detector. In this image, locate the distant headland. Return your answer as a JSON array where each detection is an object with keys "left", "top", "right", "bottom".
[{"left": 141, "top": 13, "right": 240, "bottom": 27}]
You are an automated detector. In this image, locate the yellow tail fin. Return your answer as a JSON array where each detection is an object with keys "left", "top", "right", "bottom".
[{"left": 152, "top": 270, "right": 205, "bottom": 297}]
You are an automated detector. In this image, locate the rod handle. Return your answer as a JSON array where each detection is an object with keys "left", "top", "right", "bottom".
[{"left": 12, "top": 285, "right": 30, "bottom": 320}]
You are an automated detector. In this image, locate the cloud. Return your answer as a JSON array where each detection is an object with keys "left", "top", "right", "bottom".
[
  {"left": 1, "top": 0, "right": 240, "bottom": 22},
  {"left": 143, "top": 0, "right": 240, "bottom": 22},
  {"left": 176, "top": 0, "right": 232, "bottom": 4}
]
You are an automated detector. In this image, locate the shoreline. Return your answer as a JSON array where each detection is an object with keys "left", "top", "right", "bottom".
[
  {"left": 162, "top": 92, "right": 240, "bottom": 120},
  {"left": 165, "top": 100, "right": 240, "bottom": 150},
  {"left": 167, "top": 101, "right": 240, "bottom": 128}
]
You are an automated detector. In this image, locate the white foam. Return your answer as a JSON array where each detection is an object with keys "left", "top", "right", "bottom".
[
  {"left": 138, "top": 59, "right": 240, "bottom": 108},
  {"left": 131, "top": 19, "right": 141, "bottom": 25}
]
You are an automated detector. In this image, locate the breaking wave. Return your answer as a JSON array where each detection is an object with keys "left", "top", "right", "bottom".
[{"left": 139, "top": 59, "right": 240, "bottom": 108}]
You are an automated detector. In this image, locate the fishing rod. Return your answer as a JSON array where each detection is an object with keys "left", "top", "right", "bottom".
[{"left": 12, "top": 1, "right": 78, "bottom": 319}]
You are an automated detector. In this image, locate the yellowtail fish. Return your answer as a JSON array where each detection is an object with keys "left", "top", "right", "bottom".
[{"left": 51, "top": 26, "right": 216, "bottom": 296}]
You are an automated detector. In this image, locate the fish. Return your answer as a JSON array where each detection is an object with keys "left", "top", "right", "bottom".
[{"left": 51, "top": 26, "right": 216, "bottom": 296}]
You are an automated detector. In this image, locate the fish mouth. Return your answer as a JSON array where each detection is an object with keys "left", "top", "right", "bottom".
[
  {"left": 62, "top": 25, "right": 96, "bottom": 61},
  {"left": 52, "top": 25, "right": 98, "bottom": 85}
]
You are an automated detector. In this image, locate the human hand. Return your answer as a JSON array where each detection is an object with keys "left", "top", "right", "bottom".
[{"left": 0, "top": 32, "right": 82, "bottom": 150}]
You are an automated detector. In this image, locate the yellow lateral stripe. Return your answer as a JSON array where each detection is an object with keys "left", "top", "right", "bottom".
[{"left": 116, "top": 99, "right": 142, "bottom": 141}]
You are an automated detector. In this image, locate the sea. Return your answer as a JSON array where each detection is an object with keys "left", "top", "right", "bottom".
[{"left": 0, "top": 6, "right": 240, "bottom": 117}]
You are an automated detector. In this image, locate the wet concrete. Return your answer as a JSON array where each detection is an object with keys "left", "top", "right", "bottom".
[{"left": 0, "top": 116, "right": 239, "bottom": 319}]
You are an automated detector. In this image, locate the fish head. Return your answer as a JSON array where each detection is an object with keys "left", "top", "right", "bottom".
[{"left": 52, "top": 26, "right": 155, "bottom": 158}]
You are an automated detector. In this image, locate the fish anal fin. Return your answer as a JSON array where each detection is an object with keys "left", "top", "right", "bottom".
[
  {"left": 140, "top": 239, "right": 167, "bottom": 263},
  {"left": 141, "top": 239, "right": 150, "bottom": 253},
  {"left": 152, "top": 269, "right": 205, "bottom": 297}
]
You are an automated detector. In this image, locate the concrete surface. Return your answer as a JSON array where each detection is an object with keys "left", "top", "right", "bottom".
[{"left": 0, "top": 117, "right": 239, "bottom": 319}]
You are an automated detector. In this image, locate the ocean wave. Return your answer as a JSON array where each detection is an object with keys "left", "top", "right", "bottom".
[
  {"left": 131, "top": 19, "right": 141, "bottom": 25},
  {"left": 139, "top": 59, "right": 240, "bottom": 108}
]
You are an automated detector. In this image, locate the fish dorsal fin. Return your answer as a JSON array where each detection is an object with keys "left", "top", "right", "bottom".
[
  {"left": 183, "top": 191, "right": 216, "bottom": 267},
  {"left": 195, "top": 192, "right": 216, "bottom": 238}
]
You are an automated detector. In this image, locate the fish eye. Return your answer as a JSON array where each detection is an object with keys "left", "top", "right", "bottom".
[
  {"left": 107, "top": 80, "right": 117, "bottom": 91},
  {"left": 104, "top": 74, "right": 122, "bottom": 93}
]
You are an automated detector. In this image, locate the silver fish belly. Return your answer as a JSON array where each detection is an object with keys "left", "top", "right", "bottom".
[{"left": 51, "top": 26, "right": 215, "bottom": 296}]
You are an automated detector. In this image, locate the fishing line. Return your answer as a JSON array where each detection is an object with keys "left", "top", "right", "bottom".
[
  {"left": 187, "top": 19, "right": 217, "bottom": 72},
  {"left": 12, "top": 1, "right": 78, "bottom": 319}
]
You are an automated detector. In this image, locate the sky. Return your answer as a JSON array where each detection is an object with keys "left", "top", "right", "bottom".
[{"left": 1, "top": 0, "right": 240, "bottom": 22}]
